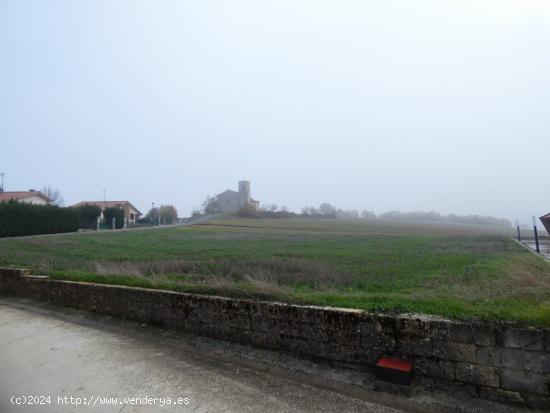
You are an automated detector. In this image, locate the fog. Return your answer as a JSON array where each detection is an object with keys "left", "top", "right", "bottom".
[{"left": 1, "top": 0, "right": 548, "bottom": 224}]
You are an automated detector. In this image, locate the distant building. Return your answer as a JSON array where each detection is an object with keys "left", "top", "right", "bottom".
[
  {"left": 216, "top": 181, "right": 260, "bottom": 213},
  {"left": 71, "top": 201, "right": 142, "bottom": 224},
  {"left": 0, "top": 190, "right": 52, "bottom": 205},
  {"left": 540, "top": 213, "right": 550, "bottom": 235}
]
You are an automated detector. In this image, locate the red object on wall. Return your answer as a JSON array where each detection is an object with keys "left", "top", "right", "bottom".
[
  {"left": 376, "top": 357, "right": 413, "bottom": 372},
  {"left": 375, "top": 357, "right": 414, "bottom": 385}
]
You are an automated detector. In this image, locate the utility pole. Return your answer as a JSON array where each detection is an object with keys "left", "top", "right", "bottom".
[
  {"left": 103, "top": 189, "right": 106, "bottom": 203},
  {"left": 533, "top": 216, "right": 540, "bottom": 254},
  {"left": 0, "top": 172, "right": 4, "bottom": 192},
  {"left": 515, "top": 220, "right": 521, "bottom": 242}
]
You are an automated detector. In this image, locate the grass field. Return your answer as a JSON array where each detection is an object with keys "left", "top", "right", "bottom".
[{"left": 1, "top": 216, "right": 549, "bottom": 326}]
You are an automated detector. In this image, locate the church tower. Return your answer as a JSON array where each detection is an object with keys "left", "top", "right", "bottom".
[{"left": 238, "top": 180, "right": 251, "bottom": 207}]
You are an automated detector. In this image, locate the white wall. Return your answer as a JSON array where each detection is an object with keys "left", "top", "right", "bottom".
[{"left": 19, "top": 196, "right": 49, "bottom": 205}]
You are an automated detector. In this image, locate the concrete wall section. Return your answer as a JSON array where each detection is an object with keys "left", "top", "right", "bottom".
[{"left": 0, "top": 267, "right": 548, "bottom": 409}]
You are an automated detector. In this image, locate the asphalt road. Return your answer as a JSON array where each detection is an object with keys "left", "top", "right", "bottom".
[
  {"left": 522, "top": 237, "right": 550, "bottom": 261},
  {"left": 0, "top": 298, "right": 402, "bottom": 413}
]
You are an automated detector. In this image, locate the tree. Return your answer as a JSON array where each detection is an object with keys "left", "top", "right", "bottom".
[
  {"left": 145, "top": 207, "right": 160, "bottom": 224},
  {"left": 41, "top": 186, "right": 64, "bottom": 206},
  {"left": 202, "top": 195, "right": 220, "bottom": 214},
  {"left": 361, "top": 210, "right": 377, "bottom": 219},
  {"left": 336, "top": 209, "right": 359, "bottom": 218},
  {"left": 319, "top": 203, "right": 336, "bottom": 217},
  {"left": 159, "top": 205, "right": 178, "bottom": 224},
  {"left": 301, "top": 206, "right": 318, "bottom": 216}
]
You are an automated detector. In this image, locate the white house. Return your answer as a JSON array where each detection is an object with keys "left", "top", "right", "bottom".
[{"left": 0, "top": 190, "right": 52, "bottom": 205}]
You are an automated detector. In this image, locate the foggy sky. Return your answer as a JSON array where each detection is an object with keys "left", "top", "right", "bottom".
[{"left": 1, "top": 1, "right": 549, "bottom": 223}]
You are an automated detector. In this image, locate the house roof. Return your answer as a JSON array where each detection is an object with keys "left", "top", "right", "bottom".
[
  {"left": 0, "top": 191, "right": 52, "bottom": 203},
  {"left": 71, "top": 201, "right": 142, "bottom": 215},
  {"left": 217, "top": 189, "right": 239, "bottom": 198}
]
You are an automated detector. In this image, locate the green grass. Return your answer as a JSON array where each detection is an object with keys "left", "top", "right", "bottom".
[{"left": 1, "top": 217, "right": 549, "bottom": 326}]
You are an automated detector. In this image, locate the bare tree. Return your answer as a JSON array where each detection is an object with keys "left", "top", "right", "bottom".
[{"left": 41, "top": 186, "right": 64, "bottom": 206}]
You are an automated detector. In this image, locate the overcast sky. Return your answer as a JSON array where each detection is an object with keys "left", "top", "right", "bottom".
[{"left": 1, "top": 1, "right": 548, "bottom": 222}]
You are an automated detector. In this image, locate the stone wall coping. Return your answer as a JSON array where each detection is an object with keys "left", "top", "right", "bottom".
[{"left": 5, "top": 268, "right": 546, "bottom": 332}]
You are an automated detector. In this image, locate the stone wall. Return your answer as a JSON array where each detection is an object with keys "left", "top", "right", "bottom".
[{"left": 1, "top": 267, "right": 548, "bottom": 409}]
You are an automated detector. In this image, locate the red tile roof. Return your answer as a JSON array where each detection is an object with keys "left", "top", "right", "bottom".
[{"left": 0, "top": 191, "right": 52, "bottom": 203}]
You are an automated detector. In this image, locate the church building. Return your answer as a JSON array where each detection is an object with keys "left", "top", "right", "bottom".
[{"left": 217, "top": 181, "right": 260, "bottom": 213}]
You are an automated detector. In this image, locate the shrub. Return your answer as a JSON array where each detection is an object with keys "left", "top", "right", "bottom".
[
  {"left": 0, "top": 200, "right": 79, "bottom": 238},
  {"left": 103, "top": 207, "right": 125, "bottom": 229},
  {"left": 236, "top": 203, "right": 260, "bottom": 218}
]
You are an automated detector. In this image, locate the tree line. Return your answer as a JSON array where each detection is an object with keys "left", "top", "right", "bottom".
[
  {"left": 304, "top": 205, "right": 512, "bottom": 227},
  {"left": 200, "top": 195, "right": 511, "bottom": 227}
]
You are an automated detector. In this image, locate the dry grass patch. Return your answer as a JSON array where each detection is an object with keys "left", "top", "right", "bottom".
[{"left": 87, "top": 257, "right": 351, "bottom": 291}]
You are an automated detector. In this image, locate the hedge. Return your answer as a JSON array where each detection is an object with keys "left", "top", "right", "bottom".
[
  {"left": 72, "top": 204, "right": 101, "bottom": 229},
  {"left": 103, "top": 207, "right": 124, "bottom": 229},
  {"left": 0, "top": 200, "right": 79, "bottom": 238}
]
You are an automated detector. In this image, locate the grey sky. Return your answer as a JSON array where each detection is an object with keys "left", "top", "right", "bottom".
[{"left": 1, "top": 0, "right": 548, "bottom": 222}]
